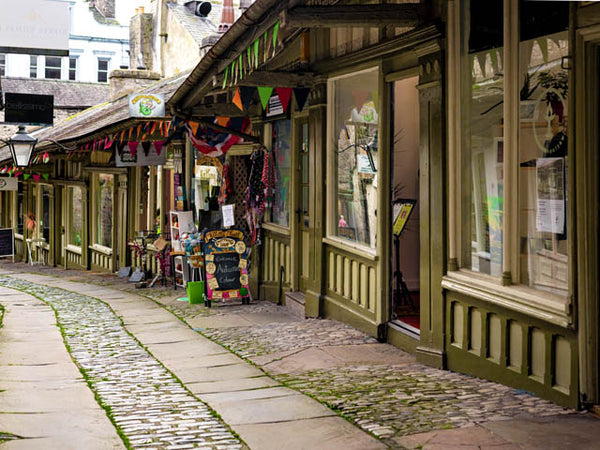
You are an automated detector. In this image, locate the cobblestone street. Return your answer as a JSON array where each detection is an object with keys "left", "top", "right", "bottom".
[{"left": 0, "top": 263, "right": 598, "bottom": 449}]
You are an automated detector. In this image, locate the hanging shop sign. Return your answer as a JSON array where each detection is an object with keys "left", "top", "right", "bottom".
[
  {"left": 0, "top": 177, "right": 18, "bottom": 191},
  {"left": 115, "top": 143, "right": 167, "bottom": 167},
  {"left": 128, "top": 93, "right": 166, "bottom": 118},
  {"left": 203, "top": 229, "right": 250, "bottom": 302},
  {"left": 4, "top": 93, "right": 54, "bottom": 125}
]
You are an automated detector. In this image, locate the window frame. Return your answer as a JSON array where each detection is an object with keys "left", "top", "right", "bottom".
[
  {"left": 444, "top": 0, "right": 573, "bottom": 327},
  {"left": 326, "top": 66, "right": 382, "bottom": 256},
  {"left": 0, "top": 54, "right": 5, "bottom": 77},
  {"left": 30, "top": 55, "right": 38, "bottom": 78},
  {"left": 97, "top": 57, "right": 110, "bottom": 83},
  {"left": 69, "top": 56, "right": 78, "bottom": 81},
  {"left": 44, "top": 55, "right": 62, "bottom": 80}
]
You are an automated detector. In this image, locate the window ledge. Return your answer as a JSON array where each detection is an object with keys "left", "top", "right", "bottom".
[
  {"left": 89, "top": 244, "right": 112, "bottom": 255},
  {"left": 442, "top": 270, "right": 572, "bottom": 329},
  {"left": 262, "top": 222, "right": 290, "bottom": 235},
  {"left": 65, "top": 245, "right": 82, "bottom": 255},
  {"left": 323, "top": 237, "right": 378, "bottom": 261}
]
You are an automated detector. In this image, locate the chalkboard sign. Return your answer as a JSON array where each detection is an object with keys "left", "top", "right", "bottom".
[
  {"left": 204, "top": 228, "right": 249, "bottom": 301},
  {"left": 0, "top": 228, "right": 15, "bottom": 259}
]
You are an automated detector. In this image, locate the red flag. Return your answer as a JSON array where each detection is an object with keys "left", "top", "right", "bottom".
[
  {"left": 153, "top": 141, "right": 165, "bottom": 156},
  {"left": 128, "top": 141, "right": 139, "bottom": 158},
  {"left": 275, "top": 87, "right": 292, "bottom": 113}
]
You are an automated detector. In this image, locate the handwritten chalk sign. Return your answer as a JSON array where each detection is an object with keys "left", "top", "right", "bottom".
[
  {"left": 0, "top": 228, "right": 15, "bottom": 260},
  {"left": 204, "top": 228, "right": 249, "bottom": 301}
]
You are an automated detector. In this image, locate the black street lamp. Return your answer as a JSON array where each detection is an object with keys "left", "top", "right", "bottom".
[{"left": 3, "top": 125, "right": 38, "bottom": 167}]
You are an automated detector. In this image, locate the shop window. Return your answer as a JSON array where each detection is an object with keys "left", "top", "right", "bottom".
[
  {"left": 69, "top": 187, "right": 83, "bottom": 247},
  {"left": 268, "top": 119, "right": 291, "bottom": 227},
  {"left": 518, "top": 20, "right": 569, "bottom": 295},
  {"left": 329, "top": 68, "right": 379, "bottom": 248},
  {"left": 463, "top": 0, "right": 504, "bottom": 276},
  {"left": 16, "top": 183, "right": 24, "bottom": 235},
  {"left": 41, "top": 186, "right": 51, "bottom": 242},
  {"left": 95, "top": 174, "right": 113, "bottom": 247},
  {"left": 457, "top": 0, "right": 570, "bottom": 297},
  {"left": 45, "top": 56, "right": 62, "bottom": 79}
]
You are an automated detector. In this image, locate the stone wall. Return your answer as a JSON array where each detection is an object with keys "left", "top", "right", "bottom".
[
  {"left": 91, "top": 0, "right": 116, "bottom": 19},
  {"left": 130, "top": 13, "right": 155, "bottom": 71},
  {"left": 109, "top": 70, "right": 161, "bottom": 101}
]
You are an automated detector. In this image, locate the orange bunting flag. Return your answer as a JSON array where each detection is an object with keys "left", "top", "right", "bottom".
[
  {"left": 216, "top": 116, "right": 230, "bottom": 127},
  {"left": 189, "top": 121, "right": 200, "bottom": 136},
  {"left": 233, "top": 87, "right": 244, "bottom": 111}
]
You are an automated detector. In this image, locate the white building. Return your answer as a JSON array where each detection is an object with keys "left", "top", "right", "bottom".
[{"left": 1, "top": 0, "right": 131, "bottom": 84}]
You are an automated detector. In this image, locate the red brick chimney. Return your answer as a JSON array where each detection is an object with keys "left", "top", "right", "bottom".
[{"left": 218, "top": 0, "right": 234, "bottom": 33}]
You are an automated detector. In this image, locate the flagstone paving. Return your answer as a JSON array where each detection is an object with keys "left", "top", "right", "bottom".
[{"left": 0, "top": 276, "right": 244, "bottom": 450}]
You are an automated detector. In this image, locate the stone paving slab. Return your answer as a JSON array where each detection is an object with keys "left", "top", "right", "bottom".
[
  {"left": 186, "top": 376, "right": 281, "bottom": 395},
  {"left": 234, "top": 417, "right": 387, "bottom": 450},
  {"left": 201, "top": 386, "right": 298, "bottom": 403},
  {"left": 144, "top": 339, "right": 228, "bottom": 360},
  {"left": 174, "top": 362, "right": 265, "bottom": 384},
  {"left": 208, "top": 393, "right": 337, "bottom": 425}
]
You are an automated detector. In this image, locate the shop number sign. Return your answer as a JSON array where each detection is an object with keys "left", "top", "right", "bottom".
[{"left": 204, "top": 229, "right": 249, "bottom": 301}]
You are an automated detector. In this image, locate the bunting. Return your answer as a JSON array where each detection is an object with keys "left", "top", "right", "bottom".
[
  {"left": 272, "top": 21, "right": 280, "bottom": 56},
  {"left": 275, "top": 87, "right": 292, "bottom": 113},
  {"left": 232, "top": 87, "right": 243, "bottom": 111},
  {"left": 258, "top": 86, "right": 274, "bottom": 110},
  {"left": 293, "top": 87, "right": 311, "bottom": 111}
]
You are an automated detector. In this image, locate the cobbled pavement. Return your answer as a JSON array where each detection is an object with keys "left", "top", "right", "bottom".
[{"left": 0, "top": 276, "right": 244, "bottom": 450}]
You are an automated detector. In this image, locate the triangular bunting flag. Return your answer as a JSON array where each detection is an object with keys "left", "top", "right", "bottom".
[
  {"left": 232, "top": 87, "right": 243, "bottom": 111},
  {"left": 275, "top": 87, "right": 293, "bottom": 113},
  {"left": 222, "top": 66, "right": 229, "bottom": 89},
  {"left": 116, "top": 141, "right": 127, "bottom": 157},
  {"left": 141, "top": 141, "right": 152, "bottom": 157},
  {"left": 239, "top": 54, "right": 243, "bottom": 79},
  {"left": 43, "top": 152, "right": 50, "bottom": 163},
  {"left": 293, "top": 87, "right": 311, "bottom": 111},
  {"left": 258, "top": 86, "right": 274, "bottom": 110},
  {"left": 216, "top": 116, "right": 230, "bottom": 127},
  {"left": 254, "top": 39, "right": 259, "bottom": 68},
  {"left": 153, "top": 141, "right": 165, "bottom": 156},
  {"left": 272, "top": 21, "right": 280, "bottom": 56},
  {"left": 128, "top": 141, "right": 139, "bottom": 158},
  {"left": 23, "top": 174, "right": 31, "bottom": 180},
  {"left": 42, "top": 173, "right": 49, "bottom": 181},
  {"left": 189, "top": 121, "right": 200, "bottom": 136},
  {"left": 105, "top": 139, "right": 114, "bottom": 150},
  {"left": 32, "top": 174, "right": 41, "bottom": 183},
  {"left": 13, "top": 171, "right": 23, "bottom": 178}
]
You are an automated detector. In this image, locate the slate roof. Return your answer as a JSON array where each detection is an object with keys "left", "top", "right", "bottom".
[
  {"left": 2, "top": 78, "right": 110, "bottom": 109},
  {"left": 167, "top": 2, "right": 219, "bottom": 46},
  {"left": 32, "top": 70, "right": 190, "bottom": 148}
]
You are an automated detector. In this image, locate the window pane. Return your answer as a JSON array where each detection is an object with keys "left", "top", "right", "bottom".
[
  {"left": 96, "top": 174, "right": 113, "bottom": 247},
  {"left": 45, "top": 56, "right": 61, "bottom": 79},
  {"left": 268, "top": 119, "right": 291, "bottom": 227},
  {"left": 98, "top": 59, "right": 109, "bottom": 82},
  {"left": 69, "top": 57, "right": 77, "bottom": 81},
  {"left": 518, "top": 20, "right": 569, "bottom": 294},
  {"left": 17, "top": 183, "right": 24, "bottom": 234},
  {"left": 30, "top": 55, "right": 37, "bottom": 78},
  {"left": 464, "top": 0, "right": 504, "bottom": 276},
  {"left": 69, "top": 187, "right": 83, "bottom": 246},
  {"left": 332, "top": 69, "right": 379, "bottom": 247},
  {"left": 0, "top": 54, "right": 5, "bottom": 76}
]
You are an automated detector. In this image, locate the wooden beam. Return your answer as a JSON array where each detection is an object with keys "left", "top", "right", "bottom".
[
  {"left": 191, "top": 103, "right": 261, "bottom": 117},
  {"left": 237, "top": 71, "right": 314, "bottom": 87},
  {"left": 283, "top": 4, "right": 424, "bottom": 28}
]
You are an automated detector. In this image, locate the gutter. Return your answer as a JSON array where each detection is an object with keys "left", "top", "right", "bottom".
[{"left": 168, "top": 0, "right": 287, "bottom": 111}]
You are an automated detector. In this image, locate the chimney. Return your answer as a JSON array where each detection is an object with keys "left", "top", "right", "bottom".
[
  {"left": 91, "top": 0, "right": 115, "bottom": 19},
  {"left": 129, "top": 9, "right": 154, "bottom": 71},
  {"left": 239, "top": 0, "right": 254, "bottom": 13},
  {"left": 219, "top": 0, "right": 234, "bottom": 33}
]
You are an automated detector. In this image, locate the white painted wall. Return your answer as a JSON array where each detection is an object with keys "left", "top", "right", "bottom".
[{"left": 2, "top": 0, "right": 132, "bottom": 83}]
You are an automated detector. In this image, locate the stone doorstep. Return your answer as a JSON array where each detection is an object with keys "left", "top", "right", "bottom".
[{"left": 284, "top": 291, "right": 306, "bottom": 319}]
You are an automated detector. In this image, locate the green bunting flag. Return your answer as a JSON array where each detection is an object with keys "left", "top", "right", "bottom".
[
  {"left": 222, "top": 66, "right": 229, "bottom": 89},
  {"left": 272, "top": 21, "right": 280, "bottom": 56},
  {"left": 257, "top": 86, "right": 274, "bottom": 110},
  {"left": 42, "top": 173, "right": 50, "bottom": 181},
  {"left": 254, "top": 39, "right": 259, "bottom": 68},
  {"left": 23, "top": 174, "right": 31, "bottom": 180}
]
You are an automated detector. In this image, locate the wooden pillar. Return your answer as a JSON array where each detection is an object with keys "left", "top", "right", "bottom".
[
  {"left": 414, "top": 43, "right": 446, "bottom": 368},
  {"left": 117, "top": 173, "right": 128, "bottom": 270},
  {"left": 305, "top": 78, "right": 327, "bottom": 318}
]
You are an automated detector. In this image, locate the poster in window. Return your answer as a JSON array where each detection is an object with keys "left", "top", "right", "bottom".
[{"left": 536, "top": 157, "right": 565, "bottom": 234}]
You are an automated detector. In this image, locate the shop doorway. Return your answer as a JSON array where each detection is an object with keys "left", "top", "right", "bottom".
[
  {"left": 390, "top": 76, "right": 421, "bottom": 333},
  {"left": 296, "top": 117, "right": 310, "bottom": 291}
]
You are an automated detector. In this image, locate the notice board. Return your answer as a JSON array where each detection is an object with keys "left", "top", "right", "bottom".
[
  {"left": 0, "top": 228, "right": 15, "bottom": 259},
  {"left": 203, "top": 229, "right": 249, "bottom": 301}
]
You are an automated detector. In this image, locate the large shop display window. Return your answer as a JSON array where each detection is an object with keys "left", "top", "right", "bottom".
[
  {"left": 461, "top": 0, "right": 569, "bottom": 296},
  {"left": 330, "top": 68, "right": 379, "bottom": 248},
  {"left": 41, "top": 186, "right": 51, "bottom": 242},
  {"left": 269, "top": 119, "right": 291, "bottom": 227},
  {"left": 69, "top": 187, "right": 83, "bottom": 247},
  {"left": 95, "top": 174, "right": 113, "bottom": 248}
]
